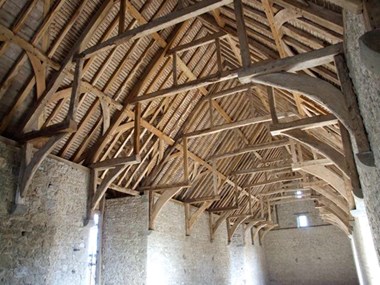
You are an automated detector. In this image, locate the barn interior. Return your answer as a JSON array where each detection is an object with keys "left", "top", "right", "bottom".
[{"left": 0, "top": 0, "right": 380, "bottom": 284}]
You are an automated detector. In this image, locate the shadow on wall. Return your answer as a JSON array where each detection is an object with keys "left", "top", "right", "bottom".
[
  {"left": 145, "top": 200, "right": 267, "bottom": 285},
  {"left": 350, "top": 198, "right": 380, "bottom": 284}
]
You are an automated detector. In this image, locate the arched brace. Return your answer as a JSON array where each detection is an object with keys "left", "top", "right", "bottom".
[
  {"left": 47, "top": 88, "right": 72, "bottom": 104},
  {"left": 251, "top": 222, "right": 268, "bottom": 245},
  {"left": 273, "top": 8, "right": 302, "bottom": 33},
  {"left": 312, "top": 185, "right": 349, "bottom": 214},
  {"left": 25, "top": 52, "right": 47, "bottom": 130},
  {"left": 251, "top": 73, "right": 351, "bottom": 130},
  {"left": 15, "top": 133, "right": 66, "bottom": 207},
  {"left": 252, "top": 71, "right": 372, "bottom": 168},
  {"left": 149, "top": 186, "right": 184, "bottom": 230},
  {"left": 226, "top": 215, "right": 250, "bottom": 244},
  {"left": 209, "top": 211, "right": 231, "bottom": 242},
  {"left": 26, "top": 52, "right": 46, "bottom": 98},
  {"left": 46, "top": 86, "right": 85, "bottom": 124},
  {"left": 299, "top": 165, "right": 354, "bottom": 209},
  {"left": 16, "top": 61, "right": 84, "bottom": 141},
  {"left": 44, "top": 86, "right": 116, "bottom": 153},
  {"left": 138, "top": 134, "right": 191, "bottom": 190},
  {"left": 244, "top": 218, "right": 265, "bottom": 235},
  {"left": 87, "top": 152, "right": 142, "bottom": 222},
  {"left": 282, "top": 129, "right": 348, "bottom": 177},
  {"left": 0, "top": 25, "right": 59, "bottom": 70},
  {"left": 321, "top": 214, "right": 351, "bottom": 236},
  {"left": 184, "top": 201, "right": 213, "bottom": 236},
  {"left": 318, "top": 197, "right": 351, "bottom": 224},
  {"left": 0, "top": 31, "right": 52, "bottom": 130},
  {"left": 100, "top": 99, "right": 110, "bottom": 135},
  {"left": 48, "top": 82, "right": 121, "bottom": 111},
  {"left": 259, "top": 224, "right": 277, "bottom": 245},
  {"left": 94, "top": 164, "right": 128, "bottom": 207}
]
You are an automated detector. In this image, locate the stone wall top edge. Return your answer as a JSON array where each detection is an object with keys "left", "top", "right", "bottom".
[{"left": 0, "top": 135, "right": 89, "bottom": 173}]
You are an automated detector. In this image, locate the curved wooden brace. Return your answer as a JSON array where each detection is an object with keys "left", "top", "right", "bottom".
[
  {"left": 0, "top": 25, "right": 59, "bottom": 70},
  {"left": 252, "top": 222, "right": 268, "bottom": 245},
  {"left": 274, "top": 8, "right": 302, "bottom": 31},
  {"left": 312, "top": 185, "right": 348, "bottom": 214},
  {"left": 209, "top": 211, "right": 231, "bottom": 242},
  {"left": 26, "top": 51, "right": 46, "bottom": 129},
  {"left": 100, "top": 99, "right": 110, "bottom": 135},
  {"left": 322, "top": 214, "right": 351, "bottom": 236},
  {"left": 227, "top": 215, "right": 250, "bottom": 244},
  {"left": 26, "top": 52, "right": 46, "bottom": 99},
  {"left": 47, "top": 83, "right": 119, "bottom": 112},
  {"left": 149, "top": 186, "right": 183, "bottom": 230},
  {"left": 318, "top": 197, "right": 350, "bottom": 224},
  {"left": 92, "top": 164, "right": 128, "bottom": 211},
  {"left": 259, "top": 224, "right": 277, "bottom": 245},
  {"left": 251, "top": 72, "right": 352, "bottom": 131},
  {"left": 46, "top": 85, "right": 123, "bottom": 159},
  {"left": 48, "top": 88, "right": 72, "bottom": 103},
  {"left": 18, "top": 133, "right": 66, "bottom": 199},
  {"left": 299, "top": 165, "right": 350, "bottom": 204},
  {"left": 185, "top": 201, "right": 213, "bottom": 236},
  {"left": 244, "top": 218, "right": 265, "bottom": 235},
  {"left": 283, "top": 129, "right": 348, "bottom": 177}
]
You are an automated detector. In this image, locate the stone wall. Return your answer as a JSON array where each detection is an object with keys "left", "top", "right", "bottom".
[
  {"left": 350, "top": 205, "right": 380, "bottom": 284},
  {"left": 343, "top": 11, "right": 380, "bottom": 260},
  {"left": 0, "top": 139, "right": 91, "bottom": 285},
  {"left": 264, "top": 201, "right": 358, "bottom": 285},
  {"left": 101, "top": 196, "right": 149, "bottom": 285},
  {"left": 102, "top": 196, "right": 268, "bottom": 285},
  {"left": 148, "top": 199, "right": 268, "bottom": 285}
]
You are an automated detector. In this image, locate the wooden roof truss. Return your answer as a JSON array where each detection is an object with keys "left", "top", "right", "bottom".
[{"left": 0, "top": 0, "right": 375, "bottom": 241}]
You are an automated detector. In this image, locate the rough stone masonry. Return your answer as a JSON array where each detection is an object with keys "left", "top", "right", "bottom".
[{"left": 0, "top": 139, "right": 91, "bottom": 285}]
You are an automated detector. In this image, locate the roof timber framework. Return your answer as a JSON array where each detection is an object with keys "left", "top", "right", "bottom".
[{"left": 0, "top": 0, "right": 373, "bottom": 241}]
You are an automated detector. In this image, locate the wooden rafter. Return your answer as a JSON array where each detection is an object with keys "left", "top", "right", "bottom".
[
  {"left": 0, "top": 0, "right": 359, "bottom": 239},
  {"left": 18, "top": 0, "right": 115, "bottom": 133},
  {"left": 78, "top": 0, "right": 234, "bottom": 59}
]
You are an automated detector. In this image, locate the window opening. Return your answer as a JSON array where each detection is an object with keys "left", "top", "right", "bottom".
[
  {"left": 86, "top": 213, "right": 99, "bottom": 285},
  {"left": 297, "top": 214, "right": 308, "bottom": 228}
]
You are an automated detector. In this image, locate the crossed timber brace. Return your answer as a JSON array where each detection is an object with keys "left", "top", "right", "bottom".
[
  {"left": 182, "top": 178, "right": 227, "bottom": 236},
  {"left": 86, "top": 103, "right": 142, "bottom": 221},
  {"left": 15, "top": 58, "right": 83, "bottom": 204},
  {"left": 226, "top": 214, "right": 250, "bottom": 244},
  {"left": 12, "top": 1, "right": 114, "bottom": 209},
  {"left": 144, "top": 130, "right": 195, "bottom": 230}
]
